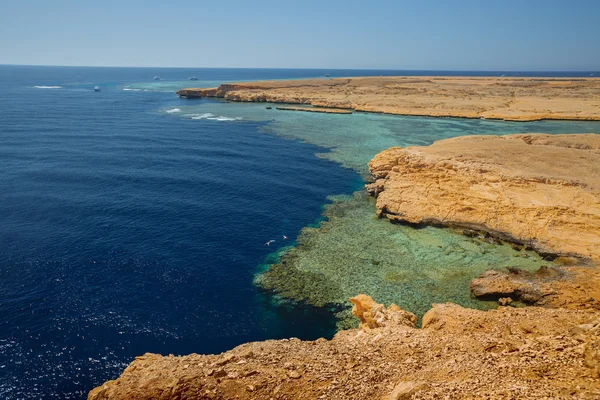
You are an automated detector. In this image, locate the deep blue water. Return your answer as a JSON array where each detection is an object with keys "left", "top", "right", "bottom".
[
  {"left": 0, "top": 66, "right": 367, "bottom": 399},
  {"left": 0, "top": 65, "right": 599, "bottom": 399}
]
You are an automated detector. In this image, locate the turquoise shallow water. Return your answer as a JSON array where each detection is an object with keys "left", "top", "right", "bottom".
[
  {"left": 168, "top": 98, "right": 600, "bottom": 174},
  {"left": 172, "top": 97, "right": 600, "bottom": 324},
  {"left": 255, "top": 193, "right": 545, "bottom": 327}
]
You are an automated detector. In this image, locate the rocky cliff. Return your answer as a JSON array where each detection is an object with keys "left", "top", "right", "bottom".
[
  {"left": 368, "top": 134, "right": 600, "bottom": 260},
  {"left": 368, "top": 134, "right": 600, "bottom": 308}
]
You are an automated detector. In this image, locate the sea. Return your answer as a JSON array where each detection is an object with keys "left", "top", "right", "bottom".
[{"left": 1, "top": 65, "right": 599, "bottom": 399}]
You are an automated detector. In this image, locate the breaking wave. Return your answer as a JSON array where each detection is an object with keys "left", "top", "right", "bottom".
[
  {"left": 34, "top": 86, "right": 62, "bottom": 89},
  {"left": 207, "top": 116, "right": 242, "bottom": 121},
  {"left": 187, "top": 113, "right": 242, "bottom": 121},
  {"left": 166, "top": 108, "right": 181, "bottom": 113},
  {"left": 189, "top": 113, "right": 214, "bottom": 120}
]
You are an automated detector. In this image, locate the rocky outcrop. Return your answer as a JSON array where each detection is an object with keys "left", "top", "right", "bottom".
[
  {"left": 350, "top": 294, "right": 417, "bottom": 330},
  {"left": 176, "top": 76, "right": 600, "bottom": 121},
  {"left": 89, "top": 295, "right": 600, "bottom": 399},
  {"left": 369, "top": 134, "right": 600, "bottom": 260},
  {"left": 369, "top": 133, "right": 600, "bottom": 309},
  {"left": 469, "top": 266, "right": 562, "bottom": 304},
  {"left": 275, "top": 106, "right": 353, "bottom": 114}
]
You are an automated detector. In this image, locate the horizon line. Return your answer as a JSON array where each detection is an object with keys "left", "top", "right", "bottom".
[{"left": 1, "top": 63, "right": 599, "bottom": 73}]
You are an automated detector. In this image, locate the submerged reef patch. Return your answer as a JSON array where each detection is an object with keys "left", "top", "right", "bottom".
[{"left": 255, "top": 192, "right": 547, "bottom": 327}]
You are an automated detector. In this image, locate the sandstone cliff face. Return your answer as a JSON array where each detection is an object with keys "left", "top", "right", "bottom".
[
  {"left": 368, "top": 134, "right": 600, "bottom": 261},
  {"left": 89, "top": 295, "right": 600, "bottom": 400},
  {"left": 176, "top": 77, "right": 600, "bottom": 121},
  {"left": 368, "top": 133, "right": 600, "bottom": 309}
]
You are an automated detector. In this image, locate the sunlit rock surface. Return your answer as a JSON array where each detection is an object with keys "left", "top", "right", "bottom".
[
  {"left": 370, "top": 133, "right": 600, "bottom": 308},
  {"left": 177, "top": 76, "right": 600, "bottom": 121},
  {"left": 89, "top": 295, "right": 600, "bottom": 400}
]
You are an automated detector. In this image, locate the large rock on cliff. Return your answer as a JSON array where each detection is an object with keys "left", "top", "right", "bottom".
[
  {"left": 369, "top": 134, "right": 600, "bottom": 261},
  {"left": 89, "top": 295, "right": 600, "bottom": 399}
]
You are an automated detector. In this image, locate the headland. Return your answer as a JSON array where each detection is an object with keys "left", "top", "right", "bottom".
[{"left": 177, "top": 76, "right": 600, "bottom": 122}]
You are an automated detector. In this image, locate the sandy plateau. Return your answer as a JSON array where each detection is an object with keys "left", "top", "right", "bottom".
[
  {"left": 177, "top": 76, "right": 600, "bottom": 121},
  {"left": 91, "top": 80, "right": 600, "bottom": 399}
]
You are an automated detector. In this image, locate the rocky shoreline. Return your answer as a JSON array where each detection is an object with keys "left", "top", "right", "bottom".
[
  {"left": 368, "top": 134, "right": 600, "bottom": 310},
  {"left": 89, "top": 295, "right": 600, "bottom": 399},
  {"left": 177, "top": 76, "right": 600, "bottom": 122},
  {"left": 90, "top": 132, "right": 600, "bottom": 399},
  {"left": 274, "top": 106, "right": 353, "bottom": 114}
]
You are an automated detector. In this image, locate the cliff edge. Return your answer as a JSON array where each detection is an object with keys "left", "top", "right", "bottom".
[{"left": 89, "top": 295, "right": 600, "bottom": 400}]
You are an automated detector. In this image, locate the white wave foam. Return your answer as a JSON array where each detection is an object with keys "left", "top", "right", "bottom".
[
  {"left": 188, "top": 113, "right": 241, "bottom": 121},
  {"left": 190, "top": 113, "right": 215, "bottom": 120},
  {"left": 34, "top": 85, "right": 62, "bottom": 89},
  {"left": 166, "top": 108, "right": 181, "bottom": 113},
  {"left": 123, "top": 88, "right": 142, "bottom": 92},
  {"left": 207, "top": 116, "right": 242, "bottom": 121}
]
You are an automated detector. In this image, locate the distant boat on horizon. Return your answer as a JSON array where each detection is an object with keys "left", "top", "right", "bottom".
[
  {"left": 189, "top": 76, "right": 198, "bottom": 81},
  {"left": 153, "top": 76, "right": 160, "bottom": 81},
  {"left": 325, "top": 73, "right": 330, "bottom": 78},
  {"left": 94, "top": 85, "right": 101, "bottom": 92}
]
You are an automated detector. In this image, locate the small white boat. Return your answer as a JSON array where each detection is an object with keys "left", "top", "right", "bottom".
[
  {"left": 153, "top": 76, "right": 160, "bottom": 81},
  {"left": 94, "top": 86, "right": 101, "bottom": 92},
  {"left": 189, "top": 76, "right": 198, "bottom": 81}
]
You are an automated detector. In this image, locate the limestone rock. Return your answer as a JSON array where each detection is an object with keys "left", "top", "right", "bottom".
[
  {"left": 388, "top": 381, "right": 429, "bottom": 400},
  {"left": 89, "top": 298, "right": 600, "bottom": 400},
  {"left": 469, "top": 267, "right": 560, "bottom": 304},
  {"left": 369, "top": 133, "right": 600, "bottom": 308},
  {"left": 350, "top": 294, "right": 417, "bottom": 330},
  {"left": 177, "top": 77, "right": 600, "bottom": 122}
]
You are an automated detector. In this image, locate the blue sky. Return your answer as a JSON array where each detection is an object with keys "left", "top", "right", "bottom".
[{"left": 1, "top": 0, "right": 599, "bottom": 70}]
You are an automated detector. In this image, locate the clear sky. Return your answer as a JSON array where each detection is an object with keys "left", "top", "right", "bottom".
[{"left": 1, "top": 0, "right": 599, "bottom": 70}]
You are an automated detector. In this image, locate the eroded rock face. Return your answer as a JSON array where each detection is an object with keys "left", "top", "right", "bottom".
[
  {"left": 369, "top": 134, "right": 600, "bottom": 308},
  {"left": 369, "top": 134, "right": 600, "bottom": 260},
  {"left": 89, "top": 295, "right": 600, "bottom": 400},
  {"left": 469, "top": 266, "right": 562, "bottom": 304}
]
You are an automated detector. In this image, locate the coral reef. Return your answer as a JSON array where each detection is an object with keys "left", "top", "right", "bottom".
[{"left": 255, "top": 192, "right": 546, "bottom": 324}]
